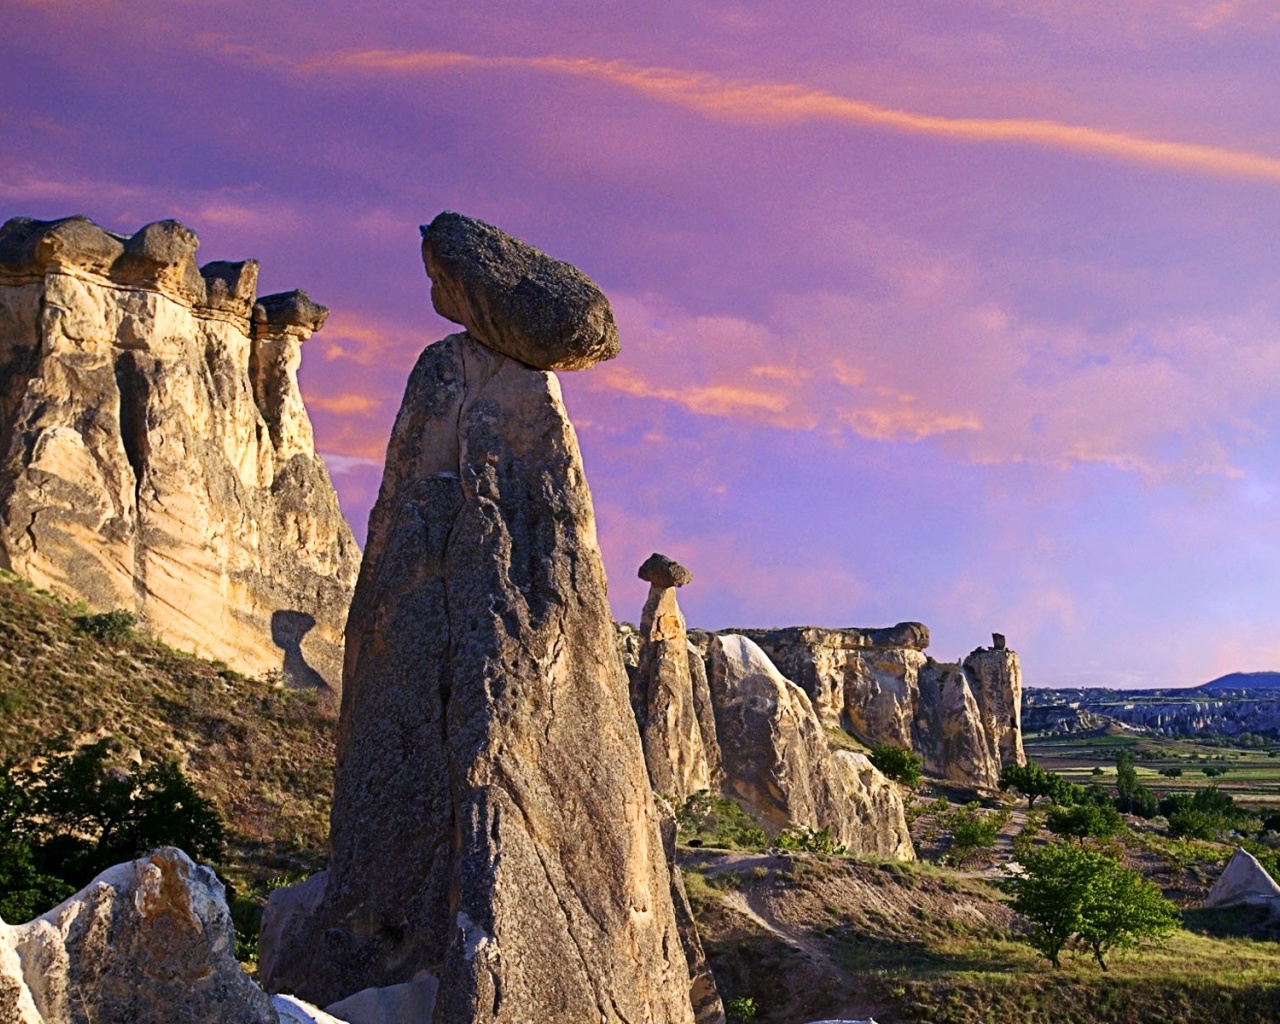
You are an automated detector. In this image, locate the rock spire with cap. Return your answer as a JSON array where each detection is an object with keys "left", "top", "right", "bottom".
[
  {"left": 631, "top": 553, "right": 721, "bottom": 805},
  {"left": 0, "top": 215, "right": 359, "bottom": 690},
  {"left": 261, "top": 215, "right": 709, "bottom": 1024}
]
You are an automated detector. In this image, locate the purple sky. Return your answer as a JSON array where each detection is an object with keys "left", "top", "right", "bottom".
[{"left": 5, "top": 0, "right": 1280, "bottom": 688}]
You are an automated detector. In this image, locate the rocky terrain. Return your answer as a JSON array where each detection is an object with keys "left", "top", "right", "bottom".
[
  {"left": 674, "top": 625, "right": 1025, "bottom": 791},
  {"left": 0, "top": 216, "right": 359, "bottom": 691},
  {"left": 1025, "top": 682, "right": 1280, "bottom": 738}
]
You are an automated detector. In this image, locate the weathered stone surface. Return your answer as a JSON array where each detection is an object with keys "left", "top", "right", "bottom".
[
  {"left": 632, "top": 567, "right": 719, "bottom": 804},
  {"left": 0, "top": 214, "right": 359, "bottom": 691},
  {"left": 420, "top": 212, "right": 620, "bottom": 370},
  {"left": 0, "top": 847, "right": 276, "bottom": 1024},
  {"left": 963, "top": 645, "right": 1025, "bottom": 770},
  {"left": 741, "top": 624, "right": 930, "bottom": 729},
  {"left": 639, "top": 552, "right": 693, "bottom": 589},
  {"left": 262, "top": 331, "right": 696, "bottom": 1023},
  {"left": 1204, "top": 848, "right": 1280, "bottom": 909},
  {"left": 744, "top": 626, "right": 1023, "bottom": 791},
  {"left": 274, "top": 994, "right": 352, "bottom": 1024},
  {"left": 707, "top": 634, "right": 914, "bottom": 859},
  {"left": 916, "top": 660, "right": 1001, "bottom": 789}
]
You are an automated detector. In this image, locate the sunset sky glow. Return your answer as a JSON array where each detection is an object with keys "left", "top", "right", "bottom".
[{"left": 5, "top": 0, "right": 1280, "bottom": 688}]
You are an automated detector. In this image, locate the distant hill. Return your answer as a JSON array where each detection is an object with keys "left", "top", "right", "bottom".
[{"left": 1197, "top": 672, "right": 1280, "bottom": 692}]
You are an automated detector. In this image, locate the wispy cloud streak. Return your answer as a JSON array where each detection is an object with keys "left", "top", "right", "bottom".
[{"left": 272, "top": 47, "right": 1280, "bottom": 184}]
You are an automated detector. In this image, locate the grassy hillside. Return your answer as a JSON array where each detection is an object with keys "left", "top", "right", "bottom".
[
  {"left": 687, "top": 849, "right": 1280, "bottom": 1024},
  {"left": 0, "top": 569, "right": 334, "bottom": 893}
]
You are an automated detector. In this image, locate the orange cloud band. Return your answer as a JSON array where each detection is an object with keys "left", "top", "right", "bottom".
[{"left": 284, "top": 47, "right": 1280, "bottom": 184}]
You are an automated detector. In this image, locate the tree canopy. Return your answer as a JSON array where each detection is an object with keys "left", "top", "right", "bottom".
[{"left": 1005, "top": 840, "right": 1178, "bottom": 969}]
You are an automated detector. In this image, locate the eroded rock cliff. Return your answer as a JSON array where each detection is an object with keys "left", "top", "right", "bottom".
[
  {"left": 707, "top": 634, "right": 914, "bottom": 860},
  {"left": 0, "top": 215, "right": 359, "bottom": 691},
  {"left": 261, "top": 214, "right": 705, "bottom": 1024},
  {"left": 744, "top": 626, "right": 1024, "bottom": 790}
]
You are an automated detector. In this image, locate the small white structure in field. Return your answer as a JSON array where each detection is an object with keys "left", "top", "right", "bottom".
[{"left": 1204, "top": 848, "right": 1280, "bottom": 909}]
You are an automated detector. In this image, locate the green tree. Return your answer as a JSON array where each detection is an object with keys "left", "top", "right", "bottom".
[
  {"left": 1000, "top": 762, "right": 1076, "bottom": 809},
  {"left": 941, "top": 802, "right": 1008, "bottom": 867},
  {"left": 1114, "top": 749, "right": 1139, "bottom": 813},
  {"left": 1045, "top": 802, "right": 1124, "bottom": 844},
  {"left": 1005, "top": 841, "right": 1178, "bottom": 969},
  {"left": 0, "top": 739, "right": 225, "bottom": 917},
  {"left": 869, "top": 744, "right": 923, "bottom": 787},
  {"left": 1075, "top": 860, "right": 1179, "bottom": 970}
]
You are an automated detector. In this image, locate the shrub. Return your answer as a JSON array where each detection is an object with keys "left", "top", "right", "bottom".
[
  {"left": 677, "top": 792, "right": 767, "bottom": 850},
  {"left": 1161, "top": 767, "right": 1183, "bottom": 778},
  {"left": 1046, "top": 802, "right": 1124, "bottom": 844},
  {"left": 941, "top": 802, "right": 1008, "bottom": 867},
  {"left": 72, "top": 609, "right": 137, "bottom": 643},
  {"left": 773, "top": 826, "right": 846, "bottom": 856},
  {"left": 726, "top": 997, "right": 757, "bottom": 1023},
  {"left": 1000, "top": 762, "right": 1075, "bottom": 809},
  {"left": 0, "top": 738, "right": 225, "bottom": 918},
  {"left": 869, "top": 744, "right": 924, "bottom": 787}
]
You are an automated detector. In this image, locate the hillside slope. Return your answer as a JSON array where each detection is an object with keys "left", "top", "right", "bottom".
[{"left": 0, "top": 569, "right": 334, "bottom": 889}]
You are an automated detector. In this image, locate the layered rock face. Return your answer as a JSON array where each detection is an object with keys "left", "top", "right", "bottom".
[
  {"left": 262, "top": 214, "right": 703, "bottom": 1024},
  {"left": 0, "top": 216, "right": 359, "bottom": 690},
  {"left": 0, "top": 848, "right": 277, "bottom": 1024},
  {"left": 745, "top": 626, "right": 1024, "bottom": 790},
  {"left": 631, "top": 554, "right": 722, "bottom": 803},
  {"left": 707, "top": 634, "right": 914, "bottom": 860}
]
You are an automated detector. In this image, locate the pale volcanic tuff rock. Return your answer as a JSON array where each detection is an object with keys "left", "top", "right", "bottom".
[
  {"left": 744, "top": 626, "right": 1024, "bottom": 790},
  {"left": 420, "top": 212, "right": 620, "bottom": 371},
  {"left": 631, "top": 554, "right": 722, "bottom": 804},
  {"left": 263, "top": 215, "right": 704, "bottom": 1024},
  {"left": 0, "top": 848, "right": 280, "bottom": 1024},
  {"left": 707, "top": 635, "right": 914, "bottom": 860},
  {"left": 0, "top": 215, "right": 358, "bottom": 691}
]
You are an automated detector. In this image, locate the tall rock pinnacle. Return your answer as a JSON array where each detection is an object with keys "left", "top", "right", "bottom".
[
  {"left": 632, "top": 553, "right": 721, "bottom": 804},
  {"left": 262, "top": 215, "right": 703, "bottom": 1024},
  {"left": 0, "top": 215, "right": 359, "bottom": 691}
]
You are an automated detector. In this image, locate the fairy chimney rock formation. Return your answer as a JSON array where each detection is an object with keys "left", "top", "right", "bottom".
[
  {"left": 261, "top": 214, "right": 703, "bottom": 1024},
  {"left": 707, "top": 634, "right": 914, "bottom": 860},
  {"left": 632, "top": 553, "right": 722, "bottom": 804},
  {"left": 742, "top": 624, "right": 1023, "bottom": 791},
  {"left": 0, "top": 215, "right": 359, "bottom": 691}
]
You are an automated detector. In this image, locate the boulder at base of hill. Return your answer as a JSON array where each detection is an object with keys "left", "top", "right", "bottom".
[
  {"left": 0, "top": 847, "right": 276, "bottom": 1024},
  {"left": 1204, "top": 848, "right": 1280, "bottom": 909},
  {"left": 707, "top": 634, "right": 914, "bottom": 860}
]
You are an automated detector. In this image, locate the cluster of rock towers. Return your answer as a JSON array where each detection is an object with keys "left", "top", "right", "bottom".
[{"left": 0, "top": 209, "right": 1025, "bottom": 1024}]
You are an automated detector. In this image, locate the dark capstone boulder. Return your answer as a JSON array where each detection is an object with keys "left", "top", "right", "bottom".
[
  {"left": 420, "top": 211, "right": 619, "bottom": 370},
  {"left": 253, "top": 289, "right": 330, "bottom": 331},
  {"left": 639, "top": 552, "right": 693, "bottom": 589}
]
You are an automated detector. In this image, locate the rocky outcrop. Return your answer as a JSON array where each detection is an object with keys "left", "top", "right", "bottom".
[
  {"left": 963, "top": 643, "right": 1025, "bottom": 769},
  {"left": 707, "top": 635, "right": 914, "bottom": 860},
  {"left": 261, "top": 216, "right": 701, "bottom": 1024},
  {"left": 744, "top": 626, "right": 1024, "bottom": 790},
  {"left": 0, "top": 847, "right": 277, "bottom": 1024},
  {"left": 631, "top": 554, "right": 721, "bottom": 804},
  {"left": 0, "top": 215, "right": 359, "bottom": 691}
]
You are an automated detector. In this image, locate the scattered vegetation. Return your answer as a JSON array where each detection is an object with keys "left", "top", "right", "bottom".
[
  {"left": 870, "top": 743, "right": 924, "bottom": 787},
  {"left": 0, "top": 738, "right": 224, "bottom": 921},
  {"left": 999, "top": 761, "right": 1078, "bottom": 808},
  {"left": 677, "top": 792, "right": 767, "bottom": 851}
]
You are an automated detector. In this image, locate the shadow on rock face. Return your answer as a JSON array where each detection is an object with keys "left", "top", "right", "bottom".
[{"left": 272, "top": 609, "right": 329, "bottom": 691}]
